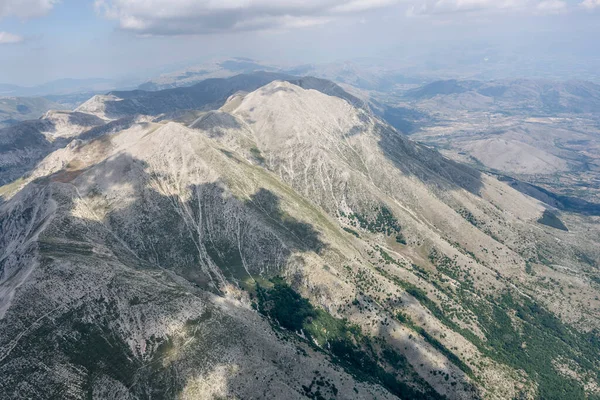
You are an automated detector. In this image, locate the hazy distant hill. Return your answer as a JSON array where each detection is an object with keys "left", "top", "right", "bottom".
[
  {"left": 0, "top": 97, "right": 66, "bottom": 128},
  {"left": 0, "top": 78, "right": 122, "bottom": 97},
  {"left": 283, "top": 61, "right": 423, "bottom": 91},
  {"left": 137, "top": 58, "right": 280, "bottom": 91},
  {"left": 405, "top": 79, "right": 600, "bottom": 114}
]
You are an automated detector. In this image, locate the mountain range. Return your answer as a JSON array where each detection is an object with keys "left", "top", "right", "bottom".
[{"left": 0, "top": 73, "right": 599, "bottom": 400}]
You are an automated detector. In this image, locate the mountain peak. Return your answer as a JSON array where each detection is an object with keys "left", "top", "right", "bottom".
[
  {"left": 228, "top": 80, "right": 367, "bottom": 143},
  {"left": 75, "top": 94, "right": 122, "bottom": 120}
]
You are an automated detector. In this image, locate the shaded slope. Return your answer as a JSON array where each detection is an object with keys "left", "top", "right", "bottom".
[
  {"left": 0, "top": 111, "right": 107, "bottom": 186},
  {"left": 0, "top": 120, "right": 457, "bottom": 399},
  {"left": 1, "top": 81, "right": 600, "bottom": 400}
]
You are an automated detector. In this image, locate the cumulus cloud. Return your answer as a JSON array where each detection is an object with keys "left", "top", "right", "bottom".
[
  {"left": 581, "top": 0, "right": 600, "bottom": 8},
  {"left": 94, "top": 0, "right": 399, "bottom": 35},
  {"left": 536, "top": 0, "right": 567, "bottom": 13},
  {"left": 0, "top": 0, "right": 58, "bottom": 19},
  {"left": 0, "top": 31, "right": 24, "bottom": 44}
]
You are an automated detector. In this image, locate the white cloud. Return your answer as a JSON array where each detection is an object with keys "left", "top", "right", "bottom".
[
  {"left": 536, "top": 0, "right": 567, "bottom": 13},
  {"left": 0, "top": 31, "right": 24, "bottom": 44},
  {"left": 95, "top": 0, "right": 399, "bottom": 35},
  {"left": 581, "top": 0, "right": 600, "bottom": 9},
  {"left": 0, "top": 0, "right": 58, "bottom": 19},
  {"left": 94, "top": 0, "right": 585, "bottom": 35}
]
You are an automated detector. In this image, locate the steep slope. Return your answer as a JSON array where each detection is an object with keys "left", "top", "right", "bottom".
[
  {"left": 0, "top": 120, "right": 440, "bottom": 400},
  {"left": 0, "top": 111, "right": 107, "bottom": 187},
  {"left": 1, "top": 81, "right": 600, "bottom": 400},
  {"left": 198, "top": 82, "right": 600, "bottom": 397}
]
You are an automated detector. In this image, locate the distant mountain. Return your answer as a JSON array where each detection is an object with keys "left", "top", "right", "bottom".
[
  {"left": 0, "top": 78, "right": 122, "bottom": 97},
  {"left": 405, "top": 79, "right": 600, "bottom": 114},
  {"left": 0, "top": 97, "right": 66, "bottom": 128},
  {"left": 404, "top": 80, "right": 480, "bottom": 99},
  {"left": 0, "top": 84, "right": 22, "bottom": 95},
  {"left": 137, "top": 58, "right": 280, "bottom": 91},
  {"left": 283, "top": 61, "right": 423, "bottom": 91},
  {"left": 139, "top": 58, "right": 426, "bottom": 93}
]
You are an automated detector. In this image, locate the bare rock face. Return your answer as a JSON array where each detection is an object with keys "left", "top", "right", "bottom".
[
  {"left": 1, "top": 79, "right": 600, "bottom": 400},
  {"left": 0, "top": 110, "right": 107, "bottom": 186}
]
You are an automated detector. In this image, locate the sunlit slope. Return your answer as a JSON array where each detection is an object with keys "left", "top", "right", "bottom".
[{"left": 0, "top": 80, "right": 599, "bottom": 399}]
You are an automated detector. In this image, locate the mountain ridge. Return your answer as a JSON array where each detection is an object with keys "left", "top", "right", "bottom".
[{"left": 1, "top": 78, "right": 599, "bottom": 399}]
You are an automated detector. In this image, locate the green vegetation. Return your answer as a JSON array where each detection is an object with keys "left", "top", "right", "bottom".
[
  {"left": 376, "top": 260, "right": 600, "bottom": 399},
  {"left": 343, "top": 227, "right": 360, "bottom": 238},
  {"left": 459, "top": 294, "right": 600, "bottom": 400},
  {"left": 395, "top": 233, "right": 407, "bottom": 245},
  {"left": 302, "top": 372, "right": 340, "bottom": 399},
  {"left": 378, "top": 247, "right": 397, "bottom": 265},
  {"left": 412, "top": 323, "right": 472, "bottom": 377},
  {"left": 458, "top": 208, "right": 478, "bottom": 227},
  {"left": 394, "top": 309, "right": 471, "bottom": 376},
  {"left": 525, "top": 261, "right": 535, "bottom": 275},
  {"left": 429, "top": 249, "right": 474, "bottom": 290},
  {"left": 249, "top": 146, "right": 265, "bottom": 164},
  {"left": 343, "top": 205, "right": 402, "bottom": 236},
  {"left": 256, "top": 278, "right": 445, "bottom": 400},
  {"left": 417, "top": 248, "right": 600, "bottom": 399},
  {"left": 375, "top": 266, "right": 463, "bottom": 336}
]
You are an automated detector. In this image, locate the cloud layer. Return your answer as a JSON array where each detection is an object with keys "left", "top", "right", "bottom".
[
  {"left": 581, "top": 0, "right": 600, "bottom": 8},
  {"left": 0, "top": 31, "right": 23, "bottom": 44},
  {"left": 96, "top": 0, "right": 600, "bottom": 36},
  {"left": 0, "top": 0, "right": 58, "bottom": 19},
  {"left": 94, "top": 0, "right": 400, "bottom": 35},
  {"left": 0, "top": 0, "right": 58, "bottom": 45}
]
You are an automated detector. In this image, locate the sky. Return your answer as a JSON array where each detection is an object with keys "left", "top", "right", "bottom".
[{"left": 0, "top": 0, "right": 599, "bottom": 86}]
